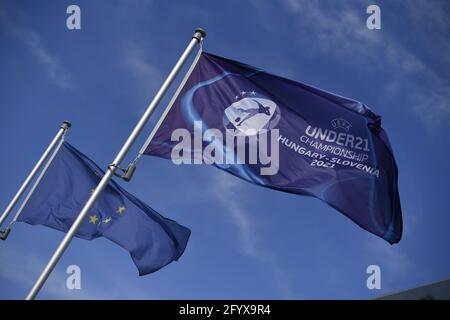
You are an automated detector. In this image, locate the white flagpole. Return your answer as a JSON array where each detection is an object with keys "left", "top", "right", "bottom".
[
  {"left": 0, "top": 121, "right": 71, "bottom": 228},
  {"left": 25, "top": 28, "right": 206, "bottom": 300}
]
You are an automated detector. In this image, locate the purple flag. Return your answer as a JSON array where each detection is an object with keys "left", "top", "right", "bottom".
[{"left": 144, "top": 52, "right": 402, "bottom": 244}]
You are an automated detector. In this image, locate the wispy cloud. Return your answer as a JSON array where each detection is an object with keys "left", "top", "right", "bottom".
[
  {"left": 0, "top": 245, "right": 95, "bottom": 299},
  {"left": 0, "top": 6, "right": 74, "bottom": 90},
  {"left": 123, "top": 46, "right": 164, "bottom": 95},
  {"left": 282, "top": 0, "right": 450, "bottom": 130},
  {"left": 209, "top": 173, "right": 295, "bottom": 298},
  {"left": 364, "top": 202, "right": 425, "bottom": 295},
  {"left": 120, "top": 44, "right": 166, "bottom": 119},
  {"left": 0, "top": 243, "right": 154, "bottom": 299},
  {"left": 126, "top": 49, "right": 162, "bottom": 83},
  {"left": 365, "top": 238, "right": 416, "bottom": 296}
]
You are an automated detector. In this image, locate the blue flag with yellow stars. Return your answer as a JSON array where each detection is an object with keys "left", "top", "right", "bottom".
[{"left": 18, "top": 142, "right": 191, "bottom": 276}]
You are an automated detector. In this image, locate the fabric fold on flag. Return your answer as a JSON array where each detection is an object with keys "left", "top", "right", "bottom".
[
  {"left": 18, "top": 142, "right": 191, "bottom": 275},
  {"left": 144, "top": 52, "right": 402, "bottom": 244}
]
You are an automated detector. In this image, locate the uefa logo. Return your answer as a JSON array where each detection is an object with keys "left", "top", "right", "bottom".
[
  {"left": 330, "top": 118, "right": 352, "bottom": 132},
  {"left": 223, "top": 91, "right": 281, "bottom": 136}
]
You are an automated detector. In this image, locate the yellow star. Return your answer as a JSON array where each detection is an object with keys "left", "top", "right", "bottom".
[
  {"left": 102, "top": 217, "right": 112, "bottom": 224},
  {"left": 89, "top": 214, "right": 99, "bottom": 225},
  {"left": 117, "top": 206, "right": 126, "bottom": 214}
]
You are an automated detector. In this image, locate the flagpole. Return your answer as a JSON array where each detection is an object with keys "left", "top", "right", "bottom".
[
  {"left": 0, "top": 121, "right": 71, "bottom": 228},
  {"left": 25, "top": 28, "right": 206, "bottom": 300},
  {"left": 122, "top": 45, "right": 203, "bottom": 181},
  {"left": 0, "top": 136, "right": 66, "bottom": 240}
]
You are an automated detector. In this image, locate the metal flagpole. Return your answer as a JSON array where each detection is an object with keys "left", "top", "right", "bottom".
[
  {"left": 0, "top": 121, "right": 72, "bottom": 228},
  {"left": 0, "top": 136, "right": 66, "bottom": 240},
  {"left": 121, "top": 44, "right": 203, "bottom": 181},
  {"left": 25, "top": 28, "right": 206, "bottom": 300},
  {"left": 139, "top": 45, "right": 203, "bottom": 156}
]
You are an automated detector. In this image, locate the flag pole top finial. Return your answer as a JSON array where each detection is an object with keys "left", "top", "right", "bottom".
[
  {"left": 193, "top": 28, "right": 206, "bottom": 42},
  {"left": 62, "top": 120, "right": 72, "bottom": 129}
]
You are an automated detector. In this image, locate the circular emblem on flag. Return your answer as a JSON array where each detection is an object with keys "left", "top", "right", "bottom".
[{"left": 223, "top": 91, "right": 281, "bottom": 136}]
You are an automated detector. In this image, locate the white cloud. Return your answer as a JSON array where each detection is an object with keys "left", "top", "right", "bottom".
[
  {"left": 364, "top": 204, "right": 424, "bottom": 293},
  {"left": 126, "top": 50, "right": 161, "bottom": 81},
  {"left": 124, "top": 46, "right": 164, "bottom": 94},
  {"left": 0, "top": 243, "right": 154, "bottom": 299},
  {"left": 209, "top": 173, "right": 295, "bottom": 298},
  {"left": 282, "top": 0, "right": 450, "bottom": 130},
  {"left": 0, "top": 7, "right": 74, "bottom": 90},
  {"left": 121, "top": 45, "right": 165, "bottom": 118},
  {"left": 0, "top": 245, "right": 94, "bottom": 299},
  {"left": 365, "top": 239, "right": 415, "bottom": 294}
]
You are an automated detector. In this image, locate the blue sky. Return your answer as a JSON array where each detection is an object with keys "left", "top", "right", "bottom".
[{"left": 0, "top": 0, "right": 449, "bottom": 299}]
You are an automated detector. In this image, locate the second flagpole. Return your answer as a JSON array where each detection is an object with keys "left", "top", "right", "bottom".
[
  {"left": 25, "top": 28, "right": 206, "bottom": 300},
  {"left": 0, "top": 121, "right": 71, "bottom": 229}
]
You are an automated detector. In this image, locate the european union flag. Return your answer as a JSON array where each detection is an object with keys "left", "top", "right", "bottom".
[
  {"left": 18, "top": 142, "right": 191, "bottom": 275},
  {"left": 144, "top": 52, "right": 402, "bottom": 244}
]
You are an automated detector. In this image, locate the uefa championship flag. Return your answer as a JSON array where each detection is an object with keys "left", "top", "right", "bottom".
[
  {"left": 144, "top": 52, "right": 402, "bottom": 244},
  {"left": 18, "top": 142, "right": 191, "bottom": 275}
]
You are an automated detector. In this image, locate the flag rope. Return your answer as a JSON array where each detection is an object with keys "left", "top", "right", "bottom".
[
  {"left": 8, "top": 132, "right": 66, "bottom": 230},
  {"left": 0, "top": 121, "right": 71, "bottom": 228},
  {"left": 120, "top": 42, "right": 204, "bottom": 182}
]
